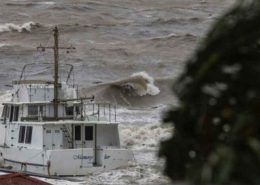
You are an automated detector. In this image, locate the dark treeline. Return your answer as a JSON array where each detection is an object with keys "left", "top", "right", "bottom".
[{"left": 160, "top": 0, "right": 260, "bottom": 185}]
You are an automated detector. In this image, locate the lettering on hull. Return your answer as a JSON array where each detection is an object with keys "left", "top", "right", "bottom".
[
  {"left": 104, "top": 154, "right": 110, "bottom": 159},
  {"left": 73, "top": 154, "right": 93, "bottom": 160}
]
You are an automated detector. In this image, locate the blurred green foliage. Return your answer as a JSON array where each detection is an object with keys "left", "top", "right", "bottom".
[{"left": 159, "top": 1, "right": 260, "bottom": 185}]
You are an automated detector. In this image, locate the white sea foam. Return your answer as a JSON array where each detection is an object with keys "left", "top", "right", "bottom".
[
  {"left": 0, "top": 43, "right": 9, "bottom": 48},
  {"left": 82, "top": 148, "right": 170, "bottom": 184},
  {"left": 120, "top": 123, "right": 172, "bottom": 150},
  {"left": 37, "top": 2, "right": 55, "bottom": 5},
  {"left": 0, "top": 22, "right": 37, "bottom": 33},
  {"left": 130, "top": 71, "right": 160, "bottom": 96},
  {"left": 116, "top": 107, "right": 160, "bottom": 124},
  {"left": 83, "top": 162, "right": 170, "bottom": 185}
]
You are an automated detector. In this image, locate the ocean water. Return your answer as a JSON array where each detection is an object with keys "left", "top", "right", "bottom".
[{"left": 0, "top": 0, "right": 236, "bottom": 184}]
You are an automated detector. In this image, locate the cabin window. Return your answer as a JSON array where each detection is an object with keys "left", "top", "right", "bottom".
[
  {"left": 75, "top": 125, "right": 81, "bottom": 141},
  {"left": 18, "top": 126, "right": 33, "bottom": 144},
  {"left": 39, "top": 106, "right": 43, "bottom": 116},
  {"left": 65, "top": 106, "right": 74, "bottom": 116},
  {"left": 9, "top": 106, "right": 14, "bottom": 122},
  {"left": 25, "top": 126, "right": 33, "bottom": 144},
  {"left": 13, "top": 106, "right": 19, "bottom": 121},
  {"left": 28, "top": 105, "right": 38, "bottom": 116},
  {"left": 85, "top": 126, "right": 93, "bottom": 141},
  {"left": 18, "top": 126, "right": 26, "bottom": 143}
]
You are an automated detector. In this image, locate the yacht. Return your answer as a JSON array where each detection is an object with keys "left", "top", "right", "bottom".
[{"left": 0, "top": 27, "right": 133, "bottom": 176}]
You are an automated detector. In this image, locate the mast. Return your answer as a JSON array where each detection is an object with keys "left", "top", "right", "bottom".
[
  {"left": 53, "top": 26, "right": 59, "bottom": 120},
  {"left": 37, "top": 26, "right": 75, "bottom": 120}
]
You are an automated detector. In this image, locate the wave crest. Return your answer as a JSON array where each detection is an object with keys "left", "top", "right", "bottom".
[
  {"left": 115, "top": 71, "right": 160, "bottom": 96},
  {"left": 80, "top": 72, "right": 176, "bottom": 107},
  {"left": 0, "top": 22, "right": 39, "bottom": 33}
]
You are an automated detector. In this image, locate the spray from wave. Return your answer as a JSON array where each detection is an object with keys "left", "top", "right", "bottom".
[
  {"left": 0, "top": 22, "right": 39, "bottom": 33},
  {"left": 115, "top": 71, "right": 160, "bottom": 96},
  {"left": 79, "top": 71, "right": 175, "bottom": 107}
]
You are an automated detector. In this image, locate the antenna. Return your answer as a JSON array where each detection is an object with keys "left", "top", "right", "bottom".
[{"left": 37, "top": 26, "right": 76, "bottom": 120}]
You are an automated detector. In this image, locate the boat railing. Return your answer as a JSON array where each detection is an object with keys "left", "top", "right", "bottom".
[
  {"left": 4, "top": 101, "right": 117, "bottom": 123},
  {"left": 83, "top": 103, "right": 117, "bottom": 123},
  {"left": 17, "top": 63, "right": 75, "bottom": 86}
]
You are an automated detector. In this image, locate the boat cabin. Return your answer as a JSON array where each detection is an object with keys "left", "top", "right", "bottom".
[{"left": 0, "top": 101, "right": 119, "bottom": 150}]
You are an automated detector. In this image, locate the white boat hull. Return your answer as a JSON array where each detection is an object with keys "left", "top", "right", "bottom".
[{"left": 0, "top": 147, "right": 133, "bottom": 176}]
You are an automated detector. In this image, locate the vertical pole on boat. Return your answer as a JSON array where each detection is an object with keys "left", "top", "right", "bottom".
[
  {"left": 80, "top": 98, "right": 83, "bottom": 121},
  {"left": 53, "top": 26, "right": 59, "bottom": 120},
  {"left": 37, "top": 26, "right": 75, "bottom": 120},
  {"left": 97, "top": 104, "right": 100, "bottom": 121},
  {"left": 115, "top": 105, "right": 117, "bottom": 122},
  {"left": 93, "top": 123, "right": 97, "bottom": 166},
  {"left": 71, "top": 124, "right": 74, "bottom": 149},
  {"left": 109, "top": 104, "right": 111, "bottom": 122}
]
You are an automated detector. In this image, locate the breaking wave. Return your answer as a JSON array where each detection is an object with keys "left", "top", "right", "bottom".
[
  {"left": 0, "top": 22, "right": 40, "bottom": 33},
  {"left": 5, "top": 2, "right": 55, "bottom": 7},
  {"left": 80, "top": 72, "right": 176, "bottom": 107},
  {"left": 118, "top": 71, "right": 160, "bottom": 96},
  {"left": 0, "top": 43, "right": 9, "bottom": 48}
]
